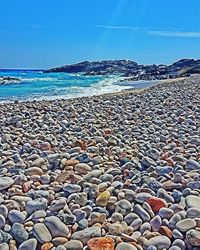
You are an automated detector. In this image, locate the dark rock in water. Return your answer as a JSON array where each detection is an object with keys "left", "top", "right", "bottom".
[
  {"left": 0, "top": 76, "right": 21, "bottom": 85},
  {"left": 44, "top": 58, "right": 200, "bottom": 80}
]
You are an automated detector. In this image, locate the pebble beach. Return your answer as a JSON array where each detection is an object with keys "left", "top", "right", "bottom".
[{"left": 0, "top": 74, "right": 200, "bottom": 250}]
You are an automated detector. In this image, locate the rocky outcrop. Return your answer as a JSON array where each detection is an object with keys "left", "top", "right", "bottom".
[
  {"left": 0, "top": 76, "right": 21, "bottom": 85},
  {"left": 44, "top": 58, "right": 200, "bottom": 80}
]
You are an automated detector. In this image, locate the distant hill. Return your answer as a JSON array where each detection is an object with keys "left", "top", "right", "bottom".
[{"left": 44, "top": 58, "right": 200, "bottom": 81}]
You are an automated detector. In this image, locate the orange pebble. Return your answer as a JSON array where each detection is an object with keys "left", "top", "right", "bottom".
[
  {"left": 41, "top": 243, "right": 54, "bottom": 250},
  {"left": 75, "top": 139, "right": 87, "bottom": 150},
  {"left": 87, "top": 237, "right": 115, "bottom": 250},
  {"left": 159, "top": 226, "right": 173, "bottom": 238},
  {"left": 147, "top": 197, "right": 167, "bottom": 213}
]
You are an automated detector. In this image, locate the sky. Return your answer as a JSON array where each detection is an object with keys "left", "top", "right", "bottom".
[{"left": 0, "top": 0, "right": 200, "bottom": 69}]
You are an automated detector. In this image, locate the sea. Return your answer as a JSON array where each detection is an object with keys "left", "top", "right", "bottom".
[{"left": 0, "top": 69, "right": 159, "bottom": 103}]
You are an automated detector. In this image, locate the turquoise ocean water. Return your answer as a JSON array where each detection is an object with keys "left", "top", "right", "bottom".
[{"left": 0, "top": 70, "right": 158, "bottom": 102}]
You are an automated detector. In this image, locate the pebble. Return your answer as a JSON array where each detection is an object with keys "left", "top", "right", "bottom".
[
  {"left": 115, "top": 199, "right": 133, "bottom": 215},
  {"left": 64, "top": 240, "right": 83, "bottom": 250},
  {"left": 11, "top": 223, "right": 29, "bottom": 243},
  {"left": 150, "top": 215, "right": 162, "bottom": 232},
  {"left": 44, "top": 216, "right": 69, "bottom": 238},
  {"left": 147, "top": 235, "right": 171, "bottom": 249},
  {"left": 176, "top": 218, "right": 196, "bottom": 232},
  {"left": 8, "top": 210, "right": 26, "bottom": 224},
  {"left": 26, "top": 198, "right": 47, "bottom": 215},
  {"left": 0, "top": 177, "right": 14, "bottom": 191},
  {"left": 96, "top": 191, "right": 110, "bottom": 207},
  {"left": 0, "top": 215, "right": 5, "bottom": 230},
  {"left": 134, "top": 204, "right": 151, "bottom": 222},
  {"left": 186, "top": 159, "right": 200, "bottom": 170},
  {"left": 0, "top": 243, "right": 9, "bottom": 250},
  {"left": 116, "top": 242, "right": 137, "bottom": 250},
  {"left": 33, "top": 223, "right": 52, "bottom": 243},
  {"left": 187, "top": 208, "right": 200, "bottom": 218},
  {"left": 74, "top": 163, "right": 91, "bottom": 174},
  {"left": 25, "top": 167, "right": 43, "bottom": 176},
  {"left": 18, "top": 239, "right": 37, "bottom": 250},
  {"left": 185, "top": 195, "right": 200, "bottom": 209},
  {"left": 87, "top": 237, "right": 115, "bottom": 250},
  {"left": 71, "top": 227, "right": 101, "bottom": 244},
  {"left": 186, "top": 229, "right": 200, "bottom": 246}
]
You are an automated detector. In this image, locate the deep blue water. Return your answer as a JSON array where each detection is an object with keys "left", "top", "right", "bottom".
[{"left": 0, "top": 70, "right": 158, "bottom": 102}]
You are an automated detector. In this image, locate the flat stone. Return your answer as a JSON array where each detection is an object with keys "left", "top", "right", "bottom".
[
  {"left": 52, "top": 237, "right": 68, "bottom": 247},
  {"left": 187, "top": 208, "right": 200, "bottom": 218},
  {"left": 11, "top": 223, "right": 29, "bottom": 243},
  {"left": 25, "top": 167, "right": 44, "bottom": 176},
  {"left": 0, "top": 243, "right": 9, "bottom": 250},
  {"left": 87, "top": 237, "right": 115, "bottom": 250},
  {"left": 64, "top": 239, "right": 83, "bottom": 250},
  {"left": 31, "top": 210, "right": 46, "bottom": 221},
  {"left": 116, "top": 242, "right": 137, "bottom": 250},
  {"left": 185, "top": 195, "right": 200, "bottom": 209},
  {"left": 8, "top": 210, "right": 26, "bottom": 224},
  {"left": 33, "top": 223, "right": 52, "bottom": 243},
  {"left": 71, "top": 227, "right": 101, "bottom": 245},
  {"left": 18, "top": 239, "right": 37, "bottom": 250},
  {"left": 44, "top": 216, "right": 69, "bottom": 238},
  {"left": 74, "top": 163, "right": 91, "bottom": 174},
  {"left": 147, "top": 236, "right": 171, "bottom": 250},
  {"left": 63, "top": 184, "right": 81, "bottom": 193},
  {"left": 0, "top": 177, "right": 14, "bottom": 191},
  {"left": 176, "top": 218, "right": 196, "bottom": 232},
  {"left": 186, "top": 159, "right": 200, "bottom": 170}
]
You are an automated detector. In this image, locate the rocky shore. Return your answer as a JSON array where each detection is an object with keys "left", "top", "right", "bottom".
[
  {"left": 0, "top": 75, "right": 199, "bottom": 250},
  {"left": 45, "top": 58, "right": 200, "bottom": 81}
]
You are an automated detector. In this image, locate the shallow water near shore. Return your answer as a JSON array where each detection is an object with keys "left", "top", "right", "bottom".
[{"left": 0, "top": 70, "right": 158, "bottom": 102}]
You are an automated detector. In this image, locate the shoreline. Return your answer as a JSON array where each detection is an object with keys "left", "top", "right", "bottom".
[{"left": 0, "top": 76, "right": 185, "bottom": 106}]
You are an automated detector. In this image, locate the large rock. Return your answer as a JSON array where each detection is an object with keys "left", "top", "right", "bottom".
[{"left": 44, "top": 216, "right": 69, "bottom": 237}]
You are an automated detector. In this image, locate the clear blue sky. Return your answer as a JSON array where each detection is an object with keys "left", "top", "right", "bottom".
[{"left": 0, "top": 0, "right": 200, "bottom": 69}]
